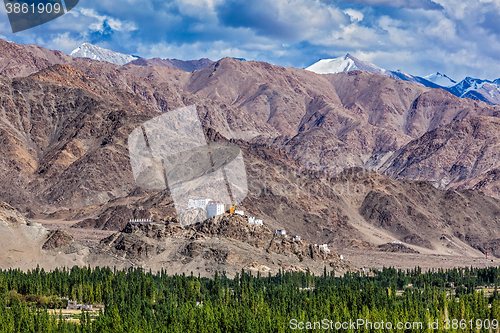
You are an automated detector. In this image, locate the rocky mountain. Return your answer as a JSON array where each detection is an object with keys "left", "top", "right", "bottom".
[
  {"left": 71, "top": 42, "right": 213, "bottom": 71},
  {"left": 0, "top": 63, "right": 280, "bottom": 215},
  {"left": 98, "top": 214, "right": 354, "bottom": 276},
  {"left": 306, "top": 54, "right": 442, "bottom": 88},
  {"left": 448, "top": 77, "right": 500, "bottom": 105},
  {"left": 128, "top": 57, "right": 214, "bottom": 72},
  {"left": 4, "top": 39, "right": 500, "bottom": 266},
  {"left": 71, "top": 43, "right": 139, "bottom": 65},
  {"left": 64, "top": 133, "right": 500, "bottom": 259},
  {"left": 423, "top": 72, "right": 457, "bottom": 87},
  {"left": 306, "top": 54, "right": 392, "bottom": 76},
  {"left": 0, "top": 39, "right": 73, "bottom": 77},
  {"left": 307, "top": 54, "right": 500, "bottom": 105},
  {"left": 0, "top": 200, "right": 357, "bottom": 276},
  {"left": 179, "top": 59, "right": 499, "bottom": 170},
  {"left": 380, "top": 116, "right": 500, "bottom": 199}
]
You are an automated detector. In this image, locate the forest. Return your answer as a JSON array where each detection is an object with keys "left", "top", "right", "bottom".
[{"left": 0, "top": 265, "right": 498, "bottom": 332}]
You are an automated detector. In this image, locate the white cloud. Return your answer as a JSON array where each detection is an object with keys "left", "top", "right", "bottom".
[
  {"left": 77, "top": 8, "right": 138, "bottom": 33},
  {"left": 344, "top": 9, "right": 364, "bottom": 22}
]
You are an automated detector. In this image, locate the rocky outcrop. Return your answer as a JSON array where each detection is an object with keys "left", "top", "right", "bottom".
[
  {"left": 97, "top": 214, "right": 354, "bottom": 274},
  {"left": 378, "top": 243, "right": 419, "bottom": 253},
  {"left": 42, "top": 230, "right": 73, "bottom": 251}
]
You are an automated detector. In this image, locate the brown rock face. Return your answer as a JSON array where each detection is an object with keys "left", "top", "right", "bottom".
[
  {"left": 97, "top": 213, "right": 353, "bottom": 274},
  {"left": 6, "top": 38, "right": 500, "bottom": 265},
  {"left": 128, "top": 57, "right": 214, "bottom": 72},
  {"left": 378, "top": 242, "right": 419, "bottom": 253},
  {"left": 381, "top": 117, "right": 500, "bottom": 198},
  {"left": 42, "top": 230, "right": 73, "bottom": 251}
]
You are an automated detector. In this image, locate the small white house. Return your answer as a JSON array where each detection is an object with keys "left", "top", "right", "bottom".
[
  {"left": 318, "top": 244, "right": 330, "bottom": 253},
  {"left": 207, "top": 203, "right": 225, "bottom": 218},
  {"left": 248, "top": 217, "right": 263, "bottom": 226},
  {"left": 235, "top": 210, "right": 245, "bottom": 216},
  {"left": 275, "top": 229, "right": 287, "bottom": 236},
  {"left": 292, "top": 235, "right": 301, "bottom": 241}
]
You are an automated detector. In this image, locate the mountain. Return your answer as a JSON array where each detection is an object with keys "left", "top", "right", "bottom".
[
  {"left": 71, "top": 43, "right": 139, "bottom": 65},
  {"left": 307, "top": 54, "right": 500, "bottom": 105},
  {"left": 128, "top": 57, "right": 214, "bottom": 72},
  {"left": 379, "top": 116, "right": 500, "bottom": 199},
  {"left": 0, "top": 38, "right": 73, "bottom": 77},
  {"left": 423, "top": 72, "right": 457, "bottom": 87},
  {"left": 305, "top": 54, "right": 392, "bottom": 76},
  {"left": 447, "top": 77, "right": 500, "bottom": 105},
  {"left": 71, "top": 43, "right": 213, "bottom": 71},
  {"left": 6, "top": 38, "right": 500, "bottom": 268},
  {"left": 306, "top": 54, "right": 441, "bottom": 88}
]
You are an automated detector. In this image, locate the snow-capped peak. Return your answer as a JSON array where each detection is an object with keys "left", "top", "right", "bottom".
[
  {"left": 422, "top": 72, "right": 456, "bottom": 88},
  {"left": 70, "top": 43, "right": 139, "bottom": 66},
  {"left": 305, "top": 54, "right": 389, "bottom": 76}
]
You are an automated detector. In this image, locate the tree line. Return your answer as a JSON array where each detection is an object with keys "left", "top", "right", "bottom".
[{"left": 0, "top": 265, "right": 498, "bottom": 332}]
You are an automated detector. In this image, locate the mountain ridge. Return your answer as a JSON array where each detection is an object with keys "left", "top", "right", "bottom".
[{"left": 307, "top": 54, "right": 500, "bottom": 105}]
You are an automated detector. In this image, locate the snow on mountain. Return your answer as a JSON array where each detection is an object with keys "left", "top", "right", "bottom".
[
  {"left": 423, "top": 72, "right": 456, "bottom": 87},
  {"left": 306, "top": 54, "right": 500, "bottom": 104},
  {"left": 447, "top": 77, "right": 500, "bottom": 105},
  {"left": 71, "top": 43, "right": 138, "bottom": 66},
  {"left": 306, "top": 55, "right": 442, "bottom": 88},
  {"left": 306, "top": 54, "right": 391, "bottom": 76}
]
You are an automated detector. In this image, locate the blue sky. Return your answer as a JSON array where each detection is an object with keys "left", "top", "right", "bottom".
[{"left": 1, "top": 0, "right": 500, "bottom": 81}]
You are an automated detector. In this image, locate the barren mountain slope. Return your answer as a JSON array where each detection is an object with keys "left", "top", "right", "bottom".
[
  {"left": 0, "top": 39, "right": 73, "bottom": 77},
  {"left": 381, "top": 116, "right": 500, "bottom": 199},
  {"left": 327, "top": 71, "right": 500, "bottom": 139},
  {"left": 128, "top": 57, "right": 214, "bottom": 72},
  {"left": 0, "top": 65, "right": 279, "bottom": 214},
  {"left": 185, "top": 58, "right": 344, "bottom": 135},
  {"left": 55, "top": 62, "right": 279, "bottom": 140},
  {"left": 61, "top": 129, "right": 500, "bottom": 258},
  {"left": 0, "top": 201, "right": 51, "bottom": 268},
  {"left": 178, "top": 59, "right": 500, "bottom": 170}
]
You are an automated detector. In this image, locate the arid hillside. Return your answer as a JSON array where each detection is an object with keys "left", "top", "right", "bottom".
[
  {"left": 3, "top": 39, "right": 500, "bottom": 270},
  {"left": 380, "top": 116, "right": 500, "bottom": 199}
]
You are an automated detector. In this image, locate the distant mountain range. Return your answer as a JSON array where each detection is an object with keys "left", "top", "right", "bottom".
[
  {"left": 70, "top": 42, "right": 213, "bottom": 72},
  {"left": 306, "top": 54, "right": 500, "bottom": 105},
  {"left": 69, "top": 43, "right": 500, "bottom": 104},
  {"left": 4, "top": 38, "right": 500, "bottom": 269}
]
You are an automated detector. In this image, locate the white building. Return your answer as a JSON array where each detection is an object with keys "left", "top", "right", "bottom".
[
  {"left": 129, "top": 219, "right": 152, "bottom": 223},
  {"left": 248, "top": 217, "right": 263, "bottom": 226},
  {"left": 292, "top": 235, "right": 301, "bottom": 241},
  {"left": 318, "top": 244, "right": 330, "bottom": 253},
  {"left": 188, "top": 198, "right": 212, "bottom": 209},
  {"left": 275, "top": 229, "right": 287, "bottom": 236},
  {"left": 207, "top": 202, "right": 225, "bottom": 218},
  {"left": 235, "top": 210, "right": 245, "bottom": 216}
]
